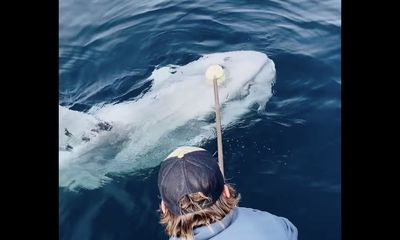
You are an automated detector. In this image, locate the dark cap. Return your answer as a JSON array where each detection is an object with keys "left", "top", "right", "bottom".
[{"left": 158, "top": 146, "right": 225, "bottom": 215}]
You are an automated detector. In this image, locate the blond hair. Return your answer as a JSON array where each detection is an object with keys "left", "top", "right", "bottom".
[{"left": 159, "top": 184, "right": 240, "bottom": 240}]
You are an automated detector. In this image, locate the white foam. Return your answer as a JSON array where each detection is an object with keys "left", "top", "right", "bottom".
[{"left": 59, "top": 50, "right": 276, "bottom": 190}]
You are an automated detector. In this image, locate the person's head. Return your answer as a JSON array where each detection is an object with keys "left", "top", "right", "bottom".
[{"left": 157, "top": 146, "right": 240, "bottom": 240}]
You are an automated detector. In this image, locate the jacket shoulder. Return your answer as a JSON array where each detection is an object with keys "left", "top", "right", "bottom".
[{"left": 221, "top": 207, "right": 298, "bottom": 240}]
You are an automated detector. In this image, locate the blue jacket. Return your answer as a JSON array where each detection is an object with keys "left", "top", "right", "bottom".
[{"left": 171, "top": 207, "right": 298, "bottom": 240}]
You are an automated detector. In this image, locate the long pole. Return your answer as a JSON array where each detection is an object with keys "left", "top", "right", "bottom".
[{"left": 213, "top": 77, "right": 224, "bottom": 177}]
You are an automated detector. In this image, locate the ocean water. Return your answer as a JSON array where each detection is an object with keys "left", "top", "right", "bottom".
[{"left": 59, "top": 0, "right": 341, "bottom": 239}]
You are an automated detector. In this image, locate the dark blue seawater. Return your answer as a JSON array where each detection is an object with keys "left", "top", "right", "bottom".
[{"left": 59, "top": 0, "right": 341, "bottom": 239}]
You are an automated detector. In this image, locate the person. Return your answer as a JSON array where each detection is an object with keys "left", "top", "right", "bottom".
[{"left": 158, "top": 146, "right": 298, "bottom": 240}]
